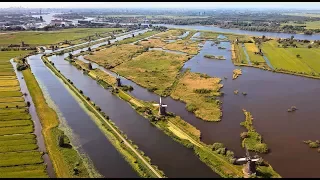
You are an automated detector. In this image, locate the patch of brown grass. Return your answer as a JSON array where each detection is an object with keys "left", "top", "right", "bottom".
[{"left": 171, "top": 71, "right": 223, "bottom": 121}]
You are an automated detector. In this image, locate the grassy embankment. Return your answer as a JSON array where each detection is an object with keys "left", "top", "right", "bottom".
[
  {"left": 0, "top": 28, "right": 122, "bottom": 47},
  {"left": 240, "top": 110, "right": 268, "bottom": 153},
  {"left": 73, "top": 63, "right": 281, "bottom": 178},
  {"left": 42, "top": 56, "right": 165, "bottom": 178},
  {"left": 171, "top": 70, "right": 223, "bottom": 122},
  {"left": 112, "top": 50, "right": 190, "bottom": 96},
  {"left": 0, "top": 51, "right": 48, "bottom": 178}
]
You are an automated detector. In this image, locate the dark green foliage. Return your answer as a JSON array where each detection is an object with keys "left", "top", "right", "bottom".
[
  {"left": 212, "top": 142, "right": 225, "bottom": 150},
  {"left": 16, "top": 63, "right": 28, "bottom": 71},
  {"left": 186, "top": 103, "right": 198, "bottom": 112},
  {"left": 193, "top": 88, "right": 212, "bottom": 94}
]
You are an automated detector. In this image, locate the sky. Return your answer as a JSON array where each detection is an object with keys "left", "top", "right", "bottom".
[{"left": 1, "top": 2, "right": 320, "bottom": 10}]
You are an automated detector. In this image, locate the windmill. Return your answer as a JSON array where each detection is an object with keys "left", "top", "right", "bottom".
[
  {"left": 236, "top": 146, "right": 260, "bottom": 177},
  {"left": 152, "top": 97, "right": 167, "bottom": 116},
  {"left": 115, "top": 74, "right": 121, "bottom": 87}
]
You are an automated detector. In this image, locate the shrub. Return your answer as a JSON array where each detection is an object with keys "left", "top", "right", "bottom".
[
  {"left": 309, "top": 142, "right": 319, "bottom": 148},
  {"left": 212, "top": 142, "right": 224, "bottom": 150},
  {"left": 95, "top": 106, "right": 101, "bottom": 111},
  {"left": 216, "top": 147, "right": 226, "bottom": 155},
  {"left": 229, "top": 158, "right": 236, "bottom": 164},
  {"left": 240, "top": 132, "right": 248, "bottom": 139},
  {"left": 79, "top": 90, "right": 83, "bottom": 94},
  {"left": 27, "top": 101, "right": 31, "bottom": 107},
  {"left": 58, "top": 134, "right": 64, "bottom": 147},
  {"left": 186, "top": 103, "right": 198, "bottom": 112},
  {"left": 86, "top": 97, "right": 90, "bottom": 101},
  {"left": 226, "top": 150, "right": 234, "bottom": 159},
  {"left": 193, "top": 88, "right": 212, "bottom": 94}
]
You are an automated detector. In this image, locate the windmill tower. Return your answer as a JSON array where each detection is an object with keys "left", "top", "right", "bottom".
[
  {"left": 116, "top": 74, "right": 121, "bottom": 87},
  {"left": 236, "top": 146, "right": 260, "bottom": 178},
  {"left": 152, "top": 97, "right": 168, "bottom": 116}
]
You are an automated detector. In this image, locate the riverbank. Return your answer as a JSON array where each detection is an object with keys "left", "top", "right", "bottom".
[
  {"left": 240, "top": 109, "right": 268, "bottom": 153},
  {"left": 41, "top": 55, "right": 165, "bottom": 178}
]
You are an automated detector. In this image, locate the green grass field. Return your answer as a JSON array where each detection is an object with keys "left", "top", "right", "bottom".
[
  {"left": 280, "top": 20, "right": 320, "bottom": 30},
  {"left": 285, "top": 48, "right": 320, "bottom": 73},
  {"left": 244, "top": 43, "right": 266, "bottom": 63},
  {"left": 0, "top": 28, "right": 122, "bottom": 46},
  {"left": 84, "top": 44, "right": 145, "bottom": 69},
  {"left": 262, "top": 40, "right": 315, "bottom": 74},
  {"left": 113, "top": 50, "right": 189, "bottom": 96},
  {"left": 0, "top": 50, "right": 48, "bottom": 177}
]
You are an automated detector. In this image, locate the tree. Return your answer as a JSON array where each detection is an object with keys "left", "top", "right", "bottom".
[
  {"left": 88, "top": 63, "right": 92, "bottom": 70},
  {"left": 68, "top": 53, "right": 73, "bottom": 59},
  {"left": 88, "top": 47, "right": 91, "bottom": 52},
  {"left": 290, "top": 35, "right": 294, "bottom": 40},
  {"left": 262, "top": 35, "right": 265, "bottom": 40},
  {"left": 26, "top": 101, "right": 31, "bottom": 107},
  {"left": 58, "top": 134, "right": 64, "bottom": 147},
  {"left": 296, "top": 54, "right": 301, "bottom": 58},
  {"left": 308, "top": 44, "right": 312, "bottom": 49},
  {"left": 132, "top": 34, "right": 135, "bottom": 37}
]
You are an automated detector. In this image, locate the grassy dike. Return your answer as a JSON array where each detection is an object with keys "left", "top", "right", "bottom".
[
  {"left": 22, "top": 68, "right": 92, "bottom": 178},
  {"left": 67, "top": 59, "right": 281, "bottom": 178},
  {"left": 41, "top": 55, "right": 165, "bottom": 178}
]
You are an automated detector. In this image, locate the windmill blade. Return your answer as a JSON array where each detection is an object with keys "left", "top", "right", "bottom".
[
  {"left": 153, "top": 104, "right": 160, "bottom": 107},
  {"left": 159, "top": 97, "right": 162, "bottom": 104},
  {"left": 236, "top": 158, "right": 247, "bottom": 162},
  {"left": 251, "top": 158, "right": 260, "bottom": 162},
  {"left": 161, "top": 105, "right": 168, "bottom": 107}
]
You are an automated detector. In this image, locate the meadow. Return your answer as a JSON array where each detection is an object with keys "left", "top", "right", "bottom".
[
  {"left": 262, "top": 40, "right": 316, "bottom": 75},
  {"left": 244, "top": 43, "right": 266, "bottom": 63},
  {"left": 153, "top": 29, "right": 186, "bottom": 40},
  {"left": 112, "top": 50, "right": 189, "bottom": 96},
  {"left": 0, "top": 28, "right": 122, "bottom": 46},
  {"left": 171, "top": 71, "right": 223, "bottom": 122},
  {"left": 137, "top": 38, "right": 168, "bottom": 48},
  {"left": 163, "top": 31, "right": 199, "bottom": 54},
  {"left": 84, "top": 44, "right": 146, "bottom": 69},
  {"left": 280, "top": 20, "right": 320, "bottom": 29},
  {"left": 0, "top": 51, "right": 48, "bottom": 178}
]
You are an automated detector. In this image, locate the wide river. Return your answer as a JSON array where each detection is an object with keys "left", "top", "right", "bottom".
[
  {"left": 154, "top": 24, "right": 320, "bottom": 40},
  {"left": 78, "top": 33, "right": 320, "bottom": 177},
  {"left": 27, "top": 30, "right": 220, "bottom": 178}
]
